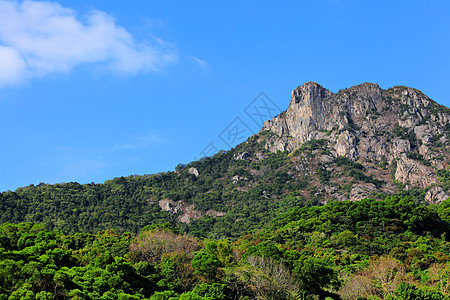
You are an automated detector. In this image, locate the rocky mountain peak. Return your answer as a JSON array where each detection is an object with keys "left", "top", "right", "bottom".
[
  {"left": 260, "top": 82, "right": 449, "bottom": 202},
  {"left": 290, "top": 82, "right": 330, "bottom": 103}
]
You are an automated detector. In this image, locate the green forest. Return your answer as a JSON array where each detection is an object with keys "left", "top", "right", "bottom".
[
  {"left": 2, "top": 135, "right": 442, "bottom": 240},
  {"left": 0, "top": 137, "right": 332, "bottom": 238},
  {"left": 2, "top": 196, "right": 450, "bottom": 299}
]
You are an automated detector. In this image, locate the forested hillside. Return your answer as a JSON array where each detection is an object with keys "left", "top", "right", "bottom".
[
  {"left": 2, "top": 135, "right": 449, "bottom": 238},
  {"left": 1, "top": 82, "right": 449, "bottom": 299},
  {"left": 2, "top": 197, "right": 450, "bottom": 299},
  {"left": 1, "top": 83, "right": 449, "bottom": 238}
]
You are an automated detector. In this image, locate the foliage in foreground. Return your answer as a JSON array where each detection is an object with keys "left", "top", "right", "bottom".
[{"left": 2, "top": 196, "right": 450, "bottom": 299}]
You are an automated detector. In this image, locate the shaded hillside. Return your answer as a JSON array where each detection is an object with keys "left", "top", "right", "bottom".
[{"left": 0, "top": 82, "right": 449, "bottom": 238}]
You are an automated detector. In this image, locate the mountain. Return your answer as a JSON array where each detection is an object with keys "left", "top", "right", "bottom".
[
  {"left": 0, "top": 82, "right": 449, "bottom": 238},
  {"left": 261, "top": 82, "right": 449, "bottom": 202},
  {"left": 1, "top": 82, "right": 450, "bottom": 300}
]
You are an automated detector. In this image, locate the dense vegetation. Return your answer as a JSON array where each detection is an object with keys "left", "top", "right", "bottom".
[
  {"left": 0, "top": 136, "right": 329, "bottom": 237},
  {"left": 2, "top": 134, "right": 435, "bottom": 240},
  {"left": 2, "top": 196, "right": 450, "bottom": 299}
]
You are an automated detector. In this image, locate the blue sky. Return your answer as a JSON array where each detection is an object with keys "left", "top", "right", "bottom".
[{"left": 0, "top": 0, "right": 449, "bottom": 192}]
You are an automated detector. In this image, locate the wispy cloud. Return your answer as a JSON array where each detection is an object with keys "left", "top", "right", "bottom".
[
  {"left": 189, "top": 56, "right": 209, "bottom": 70},
  {"left": 0, "top": 0, "right": 178, "bottom": 86}
]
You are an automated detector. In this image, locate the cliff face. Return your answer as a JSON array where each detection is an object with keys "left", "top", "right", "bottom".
[{"left": 261, "top": 82, "right": 449, "bottom": 201}]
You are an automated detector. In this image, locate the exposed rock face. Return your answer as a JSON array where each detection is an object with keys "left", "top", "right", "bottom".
[
  {"left": 255, "top": 151, "right": 266, "bottom": 160},
  {"left": 336, "top": 131, "right": 358, "bottom": 159},
  {"left": 188, "top": 167, "right": 199, "bottom": 177},
  {"left": 158, "top": 198, "right": 179, "bottom": 214},
  {"left": 235, "top": 152, "right": 251, "bottom": 160},
  {"left": 158, "top": 198, "right": 225, "bottom": 224},
  {"left": 263, "top": 82, "right": 382, "bottom": 153},
  {"left": 262, "top": 82, "right": 450, "bottom": 202},
  {"left": 425, "top": 186, "right": 449, "bottom": 203},
  {"left": 394, "top": 154, "right": 438, "bottom": 187},
  {"left": 349, "top": 184, "right": 377, "bottom": 202},
  {"left": 232, "top": 175, "right": 248, "bottom": 184}
]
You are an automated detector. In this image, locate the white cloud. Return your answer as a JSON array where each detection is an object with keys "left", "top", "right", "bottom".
[
  {"left": 190, "top": 56, "right": 209, "bottom": 70},
  {"left": 0, "top": 0, "right": 177, "bottom": 86},
  {"left": 0, "top": 46, "right": 26, "bottom": 84}
]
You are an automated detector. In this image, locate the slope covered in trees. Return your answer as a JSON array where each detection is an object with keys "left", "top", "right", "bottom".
[
  {"left": 2, "top": 196, "right": 450, "bottom": 299},
  {"left": 2, "top": 135, "right": 445, "bottom": 238}
]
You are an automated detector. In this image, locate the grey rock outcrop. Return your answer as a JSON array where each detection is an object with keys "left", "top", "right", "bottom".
[
  {"left": 188, "top": 167, "right": 199, "bottom": 177},
  {"left": 425, "top": 186, "right": 449, "bottom": 204},
  {"left": 394, "top": 154, "right": 437, "bottom": 188},
  {"left": 235, "top": 152, "right": 251, "bottom": 160},
  {"left": 336, "top": 131, "right": 358, "bottom": 160},
  {"left": 255, "top": 151, "right": 266, "bottom": 160},
  {"left": 158, "top": 198, "right": 224, "bottom": 224},
  {"left": 349, "top": 184, "right": 377, "bottom": 201},
  {"left": 261, "top": 82, "right": 450, "bottom": 202}
]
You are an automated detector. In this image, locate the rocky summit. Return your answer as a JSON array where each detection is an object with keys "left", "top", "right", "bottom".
[{"left": 261, "top": 82, "right": 449, "bottom": 202}]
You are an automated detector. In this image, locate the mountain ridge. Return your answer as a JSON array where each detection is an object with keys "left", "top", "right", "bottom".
[
  {"left": 0, "top": 81, "right": 449, "bottom": 237},
  {"left": 260, "top": 81, "right": 449, "bottom": 202}
]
